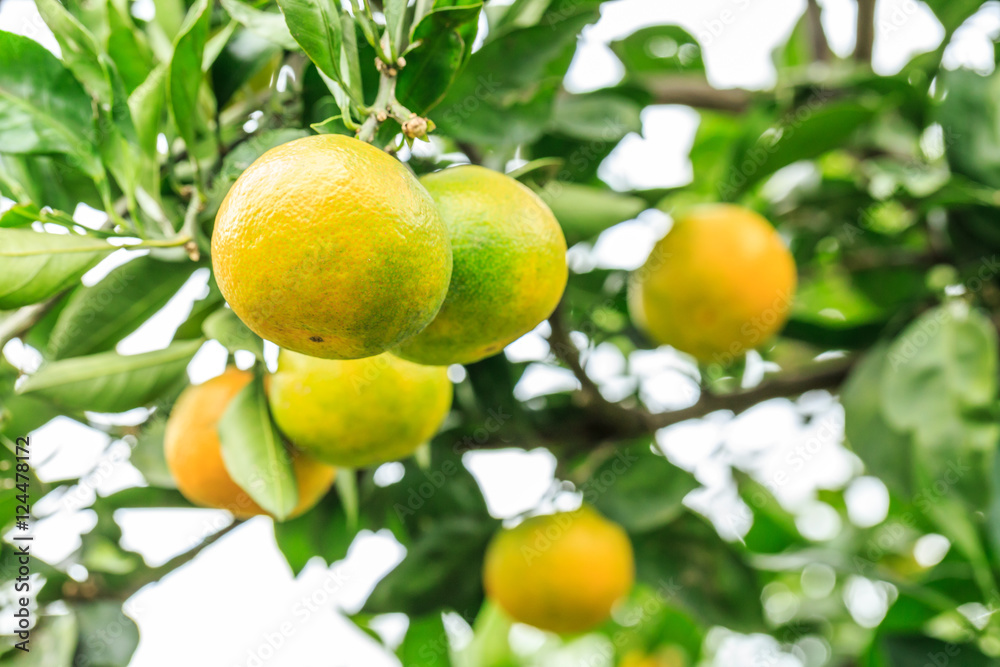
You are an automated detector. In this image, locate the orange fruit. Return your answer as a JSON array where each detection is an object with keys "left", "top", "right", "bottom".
[
  {"left": 163, "top": 368, "right": 336, "bottom": 519},
  {"left": 211, "top": 134, "right": 452, "bottom": 360},
  {"left": 619, "top": 649, "right": 686, "bottom": 667},
  {"left": 483, "top": 506, "right": 634, "bottom": 634},
  {"left": 396, "top": 165, "right": 567, "bottom": 366},
  {"left": 267, "top": 350, "right": 453, "bottom": 468},
  {"left": 629, "top": 204, "right": 796, "bottom": 362}
]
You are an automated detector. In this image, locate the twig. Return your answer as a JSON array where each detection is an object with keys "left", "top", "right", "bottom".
[
  {"left": 648, "top": 78, "right": 753, "bottom": 112},
  {"left": 64, "top": 520, "right": 243, "bottom": 602},
  {"left": 806, "top": 0, "right": 833, "bottom": 62},
  {"left": 546, "top": 303, "right": 856, "bottom": 439},
  {"left": 547, "top": 305, "right": 651, "bottom": 434},
  {"left": 643, "top": 358, "right": 855, "bottom": 430},
  {"left": 855, "top": 0, "right": 875, "bottom": 64}
]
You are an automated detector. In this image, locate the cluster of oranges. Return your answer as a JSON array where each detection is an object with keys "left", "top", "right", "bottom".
[{"left": 161, "top": 133, "right": 797, "bottom": 637}]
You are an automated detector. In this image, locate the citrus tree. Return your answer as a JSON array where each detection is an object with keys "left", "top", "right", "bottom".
[{"left": 2, "top": 0, "right": 1000, "bottom": 665}]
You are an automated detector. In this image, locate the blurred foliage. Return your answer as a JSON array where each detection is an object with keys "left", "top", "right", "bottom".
[{"left": 4, "top": 0, "right": 1000, "bottom": 665}]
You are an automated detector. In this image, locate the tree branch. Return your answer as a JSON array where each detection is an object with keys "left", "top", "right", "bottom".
[
  {"left": 546, "top": 304, "right": 856, "bottom": 441},
  {"left": 644, "top": 357, "right": 855, "bottom": 430},
  {"left": 806, "top": 0, "right": 833, "bottom": 62},
  {"left": 63, "top": 520, "right": 243, "bottom": 602},
  {"left": 855, "top": 0, "right": 876, "bottom": 64},
  {"left": 547, "top": 306, "right": 651, "bottom": 435},
  {"left": 648, "top": 78, "right": 753, "bottom": 113}
]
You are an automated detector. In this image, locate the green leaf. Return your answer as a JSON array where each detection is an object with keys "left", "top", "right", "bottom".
[
  {"left": 538, "top": 182, "right": 646, "bottom": 245},
  {"left": 384, "top": 0, "right": 408, "bottom": 58},
  {"left": 0, "top": 393, "right": 64, "bottom": 438},
  {"left": 363, "top": 516, "right": 498, "bottom": 619},
  {"left": 71, "top": 601, "right": 139, "bottom": 667},
  {"left": 633, "top": 512, "right": 764, "bottom": 631},
  {"left": 734, "top": 471, "right": 804, "bottom": 554},
  {"left": 881, "top": 304, "right": 998, "bottom": 451},
  {"left": 868, "top": 634, "right": 1000, "bottom": 666},
  {"left": 221, "top": 0, "right": 298, "bottom": 50},
  {"left": 207, "top": 128, "right": 310, "bottom": 209},
  {"left": 129, "top": 64, "right": 168, "bottom": 157},
  {"left": 168, "top": 0, "right": 212, "bottom": 149},
  {"left": 435, "top": 3, "right": 601, "bottom": 146},
  {"left": 210, "top": 28, "right": 281, "bottom": 109},
  {"left": 397, "top": 3, "right": 482, "bottom": 115},
  {"left": 547, "top": 89, "right": 643, "bottom": 141},
  {"left": 47, "top": 256, "right": 198, "bottom": 360},
  {"left": 13, "top": 612, "right": 79, "bottom": 665},
  {"left": 129, "top": 418, "right": 178, "bottom": 489},
  {"left": 202, "top": 307, "right": 265, "bottom": 360},
  {"left": 842, "top": 345, "right": 916, "bottom": 498},
  {"left": 722, "top": 99, "right": 880, "bottom": 199},
  {"left": 35, "top": 0, "right": 111, "bottom": 102},
  {"left": 0, "top": 203, "right": 42, "bottom": 228},
  {"left": 922, "top": 0, "right": 988, "bottom": 36},
  {"left": 937, "top": 68, "right": 1000, "bottom": 189},
  {"left": 107, "top": 0, "right": 156, "bottom": 93},
  {"left": 611, "top": 25, "right": 704, "bottom": 79},
  {"left": 273, "top": 492, "right": 353, "bottom": 574},
  {"left": 0, "top": 229, "right": 114, "bottom": 310},
  {"left": 589, "top": 441, "right": 698, "bottom": 534},
  {"left": 0, "top": 30, "right": 104, "bottom": 180},
  {"left": 338, "top": 12, "right": 363, "bottom": 102},
  {"left": 398, "top": 613, "right": 452, "bottom": 667},
  {"left": 218, "top": 375, "right": 297, "bottom": 519},
  {"left": 173, "top": 274, "right": 224, "bottom": 341},
  {"left": 276, "top": 0, "right": 343, "bottom": 85},
  {"left": 18, "top": 339, "right": 201, "bottom": 412}
]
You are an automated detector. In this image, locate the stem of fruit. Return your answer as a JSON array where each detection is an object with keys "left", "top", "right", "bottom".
[
  {"left": 336, "top": 469, "right": 360, "bottom": 532},
  {"left": 179, "top": 185, "right": 206, "bottom": 261},
  {"left": 356, "top": 61, "right": 432, "bottom": 145}
]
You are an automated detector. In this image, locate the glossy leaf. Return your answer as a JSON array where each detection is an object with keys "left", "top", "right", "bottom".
[
  {"left": 202, "top": 307, "right": 265, "bottom": 360},
  {"left": 47, "top": 255, "right": 198, "bottom": 360},
  {"left": 18, "top": 339, "right": 201, "bottom": 412},
  {"left": 0, "top": 229, "right": 114, "bottom": 310},
  {"left": 221, "top": 0, "right": 298, "bottom": 50},
  {"left": 363, "top": 516, "right": 497, "bottom": 619},
  {"left": 276, "top": 0, "right": 343, "bottom": 85},
  {"left": 71, "top": 601, "right": 140, "bottom": 667},
  {"left": 168, "top": 0, "right": 212, "bottom": 149},
  {"left": 590, "top": 440, "right": 698, "bottom": 534},
  {"left": 218, "top": 375, "right": 298, "bottom": 519},
  {"left": 0, "top": 31, "right": 104, "bottom": 180},
  {"left": 273, "top": 492, "right": 353, "bottom": 574},
  {"left": 397, "top": 2, "right": 482, "bottom": 115},
  {"left": 539, "top": 182, "right": 647, "bottom": 244},
  {"left": 398, "top": 613, "right": 452, "bottom": 667}
]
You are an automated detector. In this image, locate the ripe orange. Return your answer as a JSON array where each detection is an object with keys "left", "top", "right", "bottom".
[
  {"left": 163, "top": 368, "right": 336, "bottom": 519},
  {"left": 629, "top": 204, "right": 796, "bottom": 362},
  {"left": 483, "top": 506, "right": 634, "bottom": 634},
  {"left": 212, "top": 134, "right": 452, "bottom": 360},
  {"left": 266, "top": 350, "right": 453, "bottom": 468},
  {"left": 619, "top": 649, "right": 686, "bottom": 667},
  {"left": 396, "top": 165, "right": 567, "bottom": 366}
]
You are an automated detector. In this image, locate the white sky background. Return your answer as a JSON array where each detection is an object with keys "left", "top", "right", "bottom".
[{"left": 1, "top": 0, "right": 998, "bottom": 664}]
